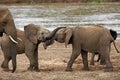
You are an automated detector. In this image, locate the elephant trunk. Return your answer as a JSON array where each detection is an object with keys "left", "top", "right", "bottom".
[
  {"left": 11, "top": 52, "right": 16, "bottom": 73},
  {"left": 43, "top": 27, "right": 66, "bottom": 49},
  {"left": 45, "top": 27, "right": 66, "bottom": 40}
]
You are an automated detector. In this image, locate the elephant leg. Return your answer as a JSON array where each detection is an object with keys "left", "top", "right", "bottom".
[
  {"left": 33, "top": 44, "right": 39, "bottom": 72},
  {"left": 66, "top": 48, "right": 80, "bottom": 71},
  {"left": 100, "top": 56, "right": 106, "bottom": 65},
  {"left": 1, "top": 56, "right": 11, "bottom": 71},
  {"left": 100, "top": 47, "right": 113, "bottom": 72},
  {"left": 25, "top": 42, "right": 36, "bottom": 71},
  {"left": 81, "top": 50, "right": 89, "bottom": 70},
  {"left": 90, "top": 53, "right": 95, "bottom": 65},
  {"left": 25, "top": 51, "right": 35, "bottom": 71}
]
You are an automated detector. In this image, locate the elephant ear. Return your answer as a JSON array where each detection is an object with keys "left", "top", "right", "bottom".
[
  {"left": 0, "top": 8, "right": 9, "bottom": 22},
  {"left": 65, "top": 28, "right": 72, "bottom": 48},
  {"left": 24, "top": 24, "right": 38, "bottom": 44}
]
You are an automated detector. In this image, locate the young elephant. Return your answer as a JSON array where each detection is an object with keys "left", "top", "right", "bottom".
[
  {"left": 24, "top": 24, "right": 51, "bottom": 71},
  {"left": 1, "top": 24, "right": 51, "bottom": 72},
  {"left": 24, "top": 24, "right": 65, "bottom": 71},
  {"left": 44, "top": 25, "right": 119, "bottom": 72}
]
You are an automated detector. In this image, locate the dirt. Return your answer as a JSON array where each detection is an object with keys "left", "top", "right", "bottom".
[{"left": 0, "top": 40, "right": 120, "bottom": 80}]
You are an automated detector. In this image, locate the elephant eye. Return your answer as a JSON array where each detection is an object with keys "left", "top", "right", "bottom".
[
  {"left": 1, "top": 21, "right": 7, "bottom": 26},
  {"left": 41, "top": 32, "right": 44, "bottom": 35}
]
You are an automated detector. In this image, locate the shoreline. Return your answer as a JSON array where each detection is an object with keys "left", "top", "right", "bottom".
[{"left": 0, "top": 2, "right": 120, "bottom": 6}]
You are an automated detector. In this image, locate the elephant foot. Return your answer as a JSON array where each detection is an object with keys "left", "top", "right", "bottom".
[
  {"left": 1, "top": 64, "right": 9, "bottom": 70},
  {"left": 100, "top": 62, "right": 106, "bottom": 65},
  {"left": 100, "top": 61, "right": 106, "bottom": 65},
  {"left": 1, "top": 66, "right": 10, "bottom": 72},
  {"left": 65, "top": 68, "right": 73, "bottom": 72},
  {"left": 32, "top": 69, "right": 40, "bottom": 72},
  {"left": 3, "top": 68, "right": 10, "bottom": 72},
  {"left": 104, "top": 67, "right": 113, "bottom": 72},
  {"left": 81, "top": 67, "right": 89, "bottom": 71},
  {"left": 33, "top": 67, "right": 40, "bottom": 72},
  {"left": 27, "top": 67, "right": 33, "bottom": 71},
  {"left": 27, "top": 66, "right": 40, "bottom": 72},
  {"left": 90, "top": 62, "right": 94, "bottom": 65}
]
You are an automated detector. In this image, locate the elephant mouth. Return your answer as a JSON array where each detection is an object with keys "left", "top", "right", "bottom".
[{"left": 0, "top": 29, "right": 5, "bottom": 37}]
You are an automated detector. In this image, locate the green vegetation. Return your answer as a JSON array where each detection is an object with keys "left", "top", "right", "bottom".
[
  {"left": 0, "top": 0, "right": 119, "bottom": 4},
  {"left": 87, "top": 0, "right": 120, "bottom": 3}
]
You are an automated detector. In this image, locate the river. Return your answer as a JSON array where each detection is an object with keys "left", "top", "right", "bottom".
[{"left": 1, "top": 3, "right": 120, "bottom": 39}]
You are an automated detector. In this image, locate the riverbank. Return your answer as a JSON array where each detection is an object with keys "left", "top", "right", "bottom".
[{"left": 0, "top": 0, "right": 119, "bottom": 4}]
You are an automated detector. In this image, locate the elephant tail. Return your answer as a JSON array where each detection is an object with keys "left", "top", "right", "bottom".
[
  {"left": 110, "top": 29, "right": 117, "bottom": 40},
  {"left": 112, "top": 41, "right": 120, "bottom": 53}
]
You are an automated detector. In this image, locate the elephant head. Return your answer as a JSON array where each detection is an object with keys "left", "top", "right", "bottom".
[
  {"left": 0, "top": 8, "right": 17, "bottom": 73},
  {"left": 24, "top": 24, "right": 50, "bottom": 44},
  {"left": 44, "top": 27, "right": 72, "bottom": 48}
]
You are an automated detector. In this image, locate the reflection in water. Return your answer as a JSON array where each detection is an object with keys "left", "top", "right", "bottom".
[{"left": 4, "top": 4, "right": 120, "bottom": 38}]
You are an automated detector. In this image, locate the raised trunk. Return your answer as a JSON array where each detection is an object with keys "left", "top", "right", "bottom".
[
  {"left": 45, "top": 27, "right": 66, "bottom": 40},
  {"left": 43, "top": 27, "right": 66, "bottom": 49}
]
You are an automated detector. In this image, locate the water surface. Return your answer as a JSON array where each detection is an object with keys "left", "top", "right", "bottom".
[{"left": 1, "top": 3, "right": 120, "bottom": 38}]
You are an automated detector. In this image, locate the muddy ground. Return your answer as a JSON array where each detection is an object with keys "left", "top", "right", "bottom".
[{"left": 0, "top": 40, "right": 120, "bottom": 80}]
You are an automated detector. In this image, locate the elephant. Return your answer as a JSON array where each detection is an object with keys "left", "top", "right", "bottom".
[
  {"left": 0, "top": 8, "right": 18, "bottom": 73},
  {"left": 44, "top": 25, "right": 119, "bottom": 72}
]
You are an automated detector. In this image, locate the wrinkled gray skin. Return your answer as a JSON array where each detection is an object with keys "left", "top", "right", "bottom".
[
  {"left": 44, "top": 25, "right": 117, "bottom": 72},
  {"left": 0, "top": 8, "right": 17, "bottom": 73},
  {"left": 24, "top": 24, "right": 51, "bottom": 71}
]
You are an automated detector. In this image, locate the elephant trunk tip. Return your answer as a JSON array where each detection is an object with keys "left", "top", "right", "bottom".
[{"left": 11, "top": 67, "right": 16, "bottom": 73}]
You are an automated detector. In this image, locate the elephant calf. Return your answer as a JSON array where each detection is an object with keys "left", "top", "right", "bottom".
[
  {"left": 24, "top": 24, "right": 52, "bottom": 71},
  {"left": 1, "top": 24, "right": 51, "bottom": 72}
]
